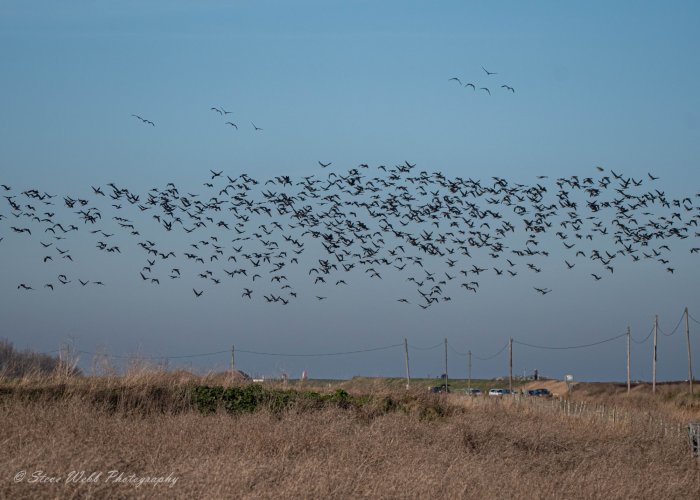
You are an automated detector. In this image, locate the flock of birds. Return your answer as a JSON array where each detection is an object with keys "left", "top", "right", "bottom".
[
  {"left": 2, "top": 163, "right": 698, "bottom": 308},
  {"left": 209, "top": 106, "right": 264, "bottom": 132},
  {"left": 133, "top": 66, "right": 505, "bottom": 131},
  {"left": 449, "top": 66, "right": 515, "bottom": 96},
  {"left": 131, "top": 106, "right": 264, "bottom": 132}
]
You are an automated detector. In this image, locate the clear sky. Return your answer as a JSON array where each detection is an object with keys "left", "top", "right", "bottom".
[{"left": 1, "top": 1, "right": 699, "bottom": 381}]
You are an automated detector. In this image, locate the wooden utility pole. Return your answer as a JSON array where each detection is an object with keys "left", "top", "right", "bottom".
[
  {"left": 231, "top": 344, "right": 235, "bottom": 372},
  {"left": 627, "top": 326, "right": 631, "bottom": 395},
  {"left": 509, "top": 337, "right": 513, "bottom": 393},
  {"left": 404, "top": 338, "right": 411, "bottom": 389},
  {"left": 686, "top": 307, "right": 693, "bottom": 395},
  {"left": 444, "top": 338, "right": 448, "bottom": 391},
  {"left": 653, "top": 315, "right": 658, "bottom": 394},
  {"left": 468, "top": 350, "right": 472, "bottom": 392}
]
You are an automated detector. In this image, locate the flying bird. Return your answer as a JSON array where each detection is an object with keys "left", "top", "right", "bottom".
[{"left": 131, "top": 114, "right": 154, "bottom": 126}]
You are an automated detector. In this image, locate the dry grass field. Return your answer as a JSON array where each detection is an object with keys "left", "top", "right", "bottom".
[{"left": 1, "top": 372, "right": 700, "bottom": 499}]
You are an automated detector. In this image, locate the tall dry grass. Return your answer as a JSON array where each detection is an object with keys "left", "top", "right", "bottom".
[{"left": 1, "top": 373, "right": 700, "bottom": 499}]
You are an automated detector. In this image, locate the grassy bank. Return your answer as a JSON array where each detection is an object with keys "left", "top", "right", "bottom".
[{"left": 1, "top": 373, "right": 699, "bottom": 499}]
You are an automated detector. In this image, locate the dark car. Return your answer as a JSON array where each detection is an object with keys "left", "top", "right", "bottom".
[
  {"left": 429, "top": 384, "right": 451, "bottom": 393},
  {"left": 527, "top": 388, "right": 552, "bottom": 397}
]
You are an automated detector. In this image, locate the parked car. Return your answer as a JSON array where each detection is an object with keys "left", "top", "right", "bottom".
[
  {"left": 465, "top": 388, "right": 482, "bottom": 396},
  {"left": 488, "top": 388, "right": 511, "bottom": 396},
  {"left": 429, "top": 384, "right": 451, "bottom": 393},
  {"left": 527, "top": 388, "right": 552, "bottom": 397}
]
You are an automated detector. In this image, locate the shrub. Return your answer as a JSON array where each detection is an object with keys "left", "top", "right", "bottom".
[{"left": 0, "top": 339, "right": 81, "bottom": 378}]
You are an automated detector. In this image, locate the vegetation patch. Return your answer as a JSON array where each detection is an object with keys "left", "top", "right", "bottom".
[{"left": 191, "top": 385, "right": 411, "bottom": 416}]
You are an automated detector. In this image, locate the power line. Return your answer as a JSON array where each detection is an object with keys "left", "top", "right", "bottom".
[
  {"left": 659, "top": 310, "right": 685, "bottom": 337},
  {"left": 447, "top": 342, "right": 467, "bottom": 356},
  {"left": 513, "top": 332, "right": 627, "bottom": 350},
  {"left": 408, "top": 341, "right": 443, "bottom": 351},
  {"left": 631, "top": 326, "right": 654, "bottom": 345},
  {"left": 689, "top": 311, "right": 700, "bottom": 327},
  {"left": 473, "top": 342, "right": 509, "bottom": 361},
  {"left": 236, "top": 343, "right": 403, "bottom": 357},
  {"left": 75, "top": 344, "right": 405, "bottom": 360},
  {"left": 77, "top": 349, "right": 229, "bottom": 360},
  {"left": 20, "top": 309, "right": 698, "bottom": 368}
]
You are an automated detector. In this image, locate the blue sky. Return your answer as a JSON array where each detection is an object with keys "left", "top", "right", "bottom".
[{"left": 1, "top": 1, "right": 699, "bottom": 381}]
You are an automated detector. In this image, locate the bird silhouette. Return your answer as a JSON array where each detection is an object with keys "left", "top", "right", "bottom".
[{"left": 131, "top": 114, "right": 154, "bottom": 126}]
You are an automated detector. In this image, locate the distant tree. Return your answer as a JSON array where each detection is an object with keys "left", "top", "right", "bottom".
[{"left": 0, "top": 338, "right": 81, "bottom": 378}]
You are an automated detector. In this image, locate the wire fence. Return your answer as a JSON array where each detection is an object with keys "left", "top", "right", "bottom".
[{"left": 470, "top": 393, "right": 692, "bottom": 443}]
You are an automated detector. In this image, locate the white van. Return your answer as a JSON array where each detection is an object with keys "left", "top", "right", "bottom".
[{"left": 488, "top": 388, "right": 511, "bottom": 396}]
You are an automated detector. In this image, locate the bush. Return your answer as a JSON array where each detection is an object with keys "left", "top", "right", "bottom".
[
  {"left": 0, "top": 339, "right": 80, "bottom": 378},
  {"left": 191, "top": 384, "right": 404, "bottom": 416}
]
